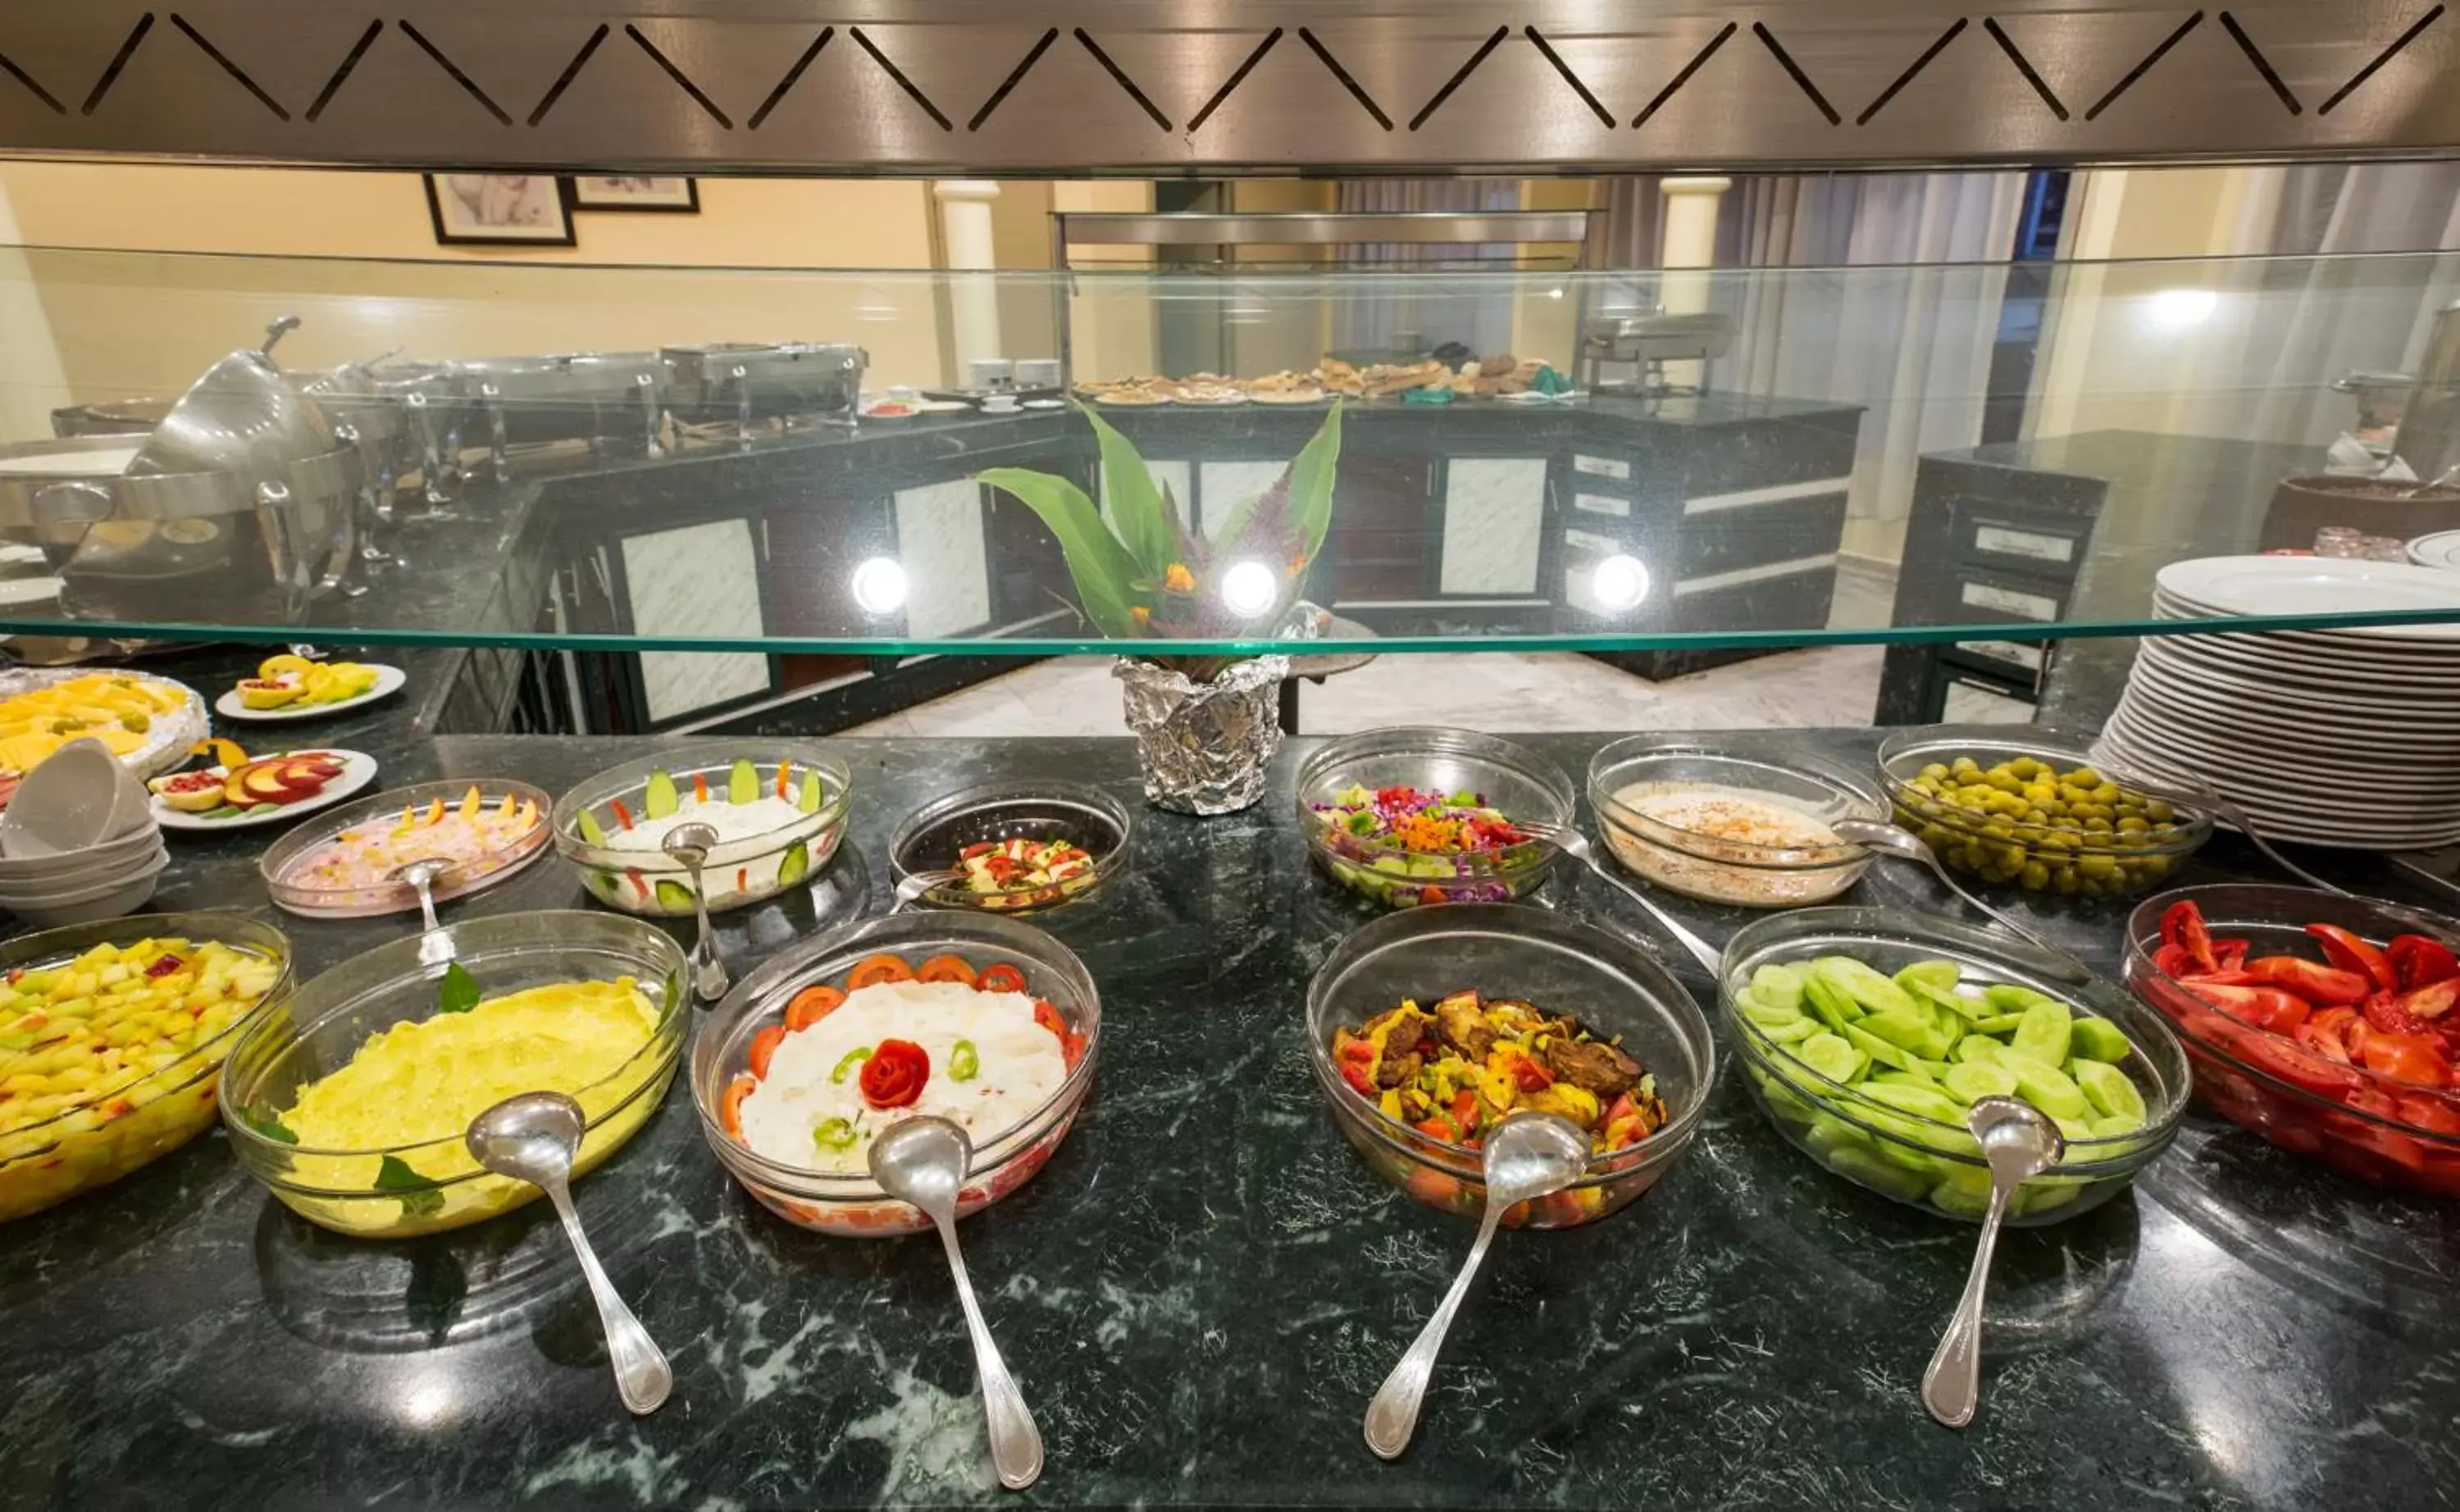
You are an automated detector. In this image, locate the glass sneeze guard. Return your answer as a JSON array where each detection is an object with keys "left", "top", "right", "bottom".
[{"left": 5, "top": 244, "right": 2460, "bottom": 657}]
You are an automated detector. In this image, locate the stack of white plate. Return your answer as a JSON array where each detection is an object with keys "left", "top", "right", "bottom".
[
  {"left": 2410, "top": 530, "right": 2460, "bottom": 572},
  {"left": 2094, "top": 556, "right": 2460, "bottom": 849}
]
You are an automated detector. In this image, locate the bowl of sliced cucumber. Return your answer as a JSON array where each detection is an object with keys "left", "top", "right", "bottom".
[
  {"left": 1720, "top": 907, "right": 2189, "bottom": 1225},
  {"left": 552, "top": 743, "right": 852, "bottom": 918}
]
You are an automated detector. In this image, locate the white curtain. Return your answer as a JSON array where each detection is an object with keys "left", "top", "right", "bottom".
[
  {"left": 1593, "top": 172, "right": 2028, "bottom": 546},
  {"left": 1329, "top": 180, "right": 1522, "bottom": 358}
]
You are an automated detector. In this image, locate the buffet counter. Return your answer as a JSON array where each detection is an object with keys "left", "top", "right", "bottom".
[{"left": 1, "top": 715, "right": 2452, "bottom": 1510}]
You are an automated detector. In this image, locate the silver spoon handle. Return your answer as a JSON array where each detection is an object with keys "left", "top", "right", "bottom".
[
  {"left": 1922, "top": 1177, "right": 2013, "bottom": 1428},
  {"left": 1365, "top": 1198, "right": 1505, "bottom": 1460},
  {"left": 687, "top": 872, "right": 728, "bottom": 1000},
  {"left": 934, "top": 1214, "right": 1043, "bottom": 1491},
  {"left": 1576, "top": 850, "right": 1724, "bottom": 977},
  {"left": 410, "top": 875, "right": 440, "bottom": 934},
  {"left": 544, "top": 1177, "right": 673, "bottom": 1416}
]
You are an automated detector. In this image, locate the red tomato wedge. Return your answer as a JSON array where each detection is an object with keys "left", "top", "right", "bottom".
[
  {"left": 2242, "top": 956, "right": 2371, "bottom": 1007},
  {"left": 2306, "top": 924, "right": 2396, "bottom": 993}
]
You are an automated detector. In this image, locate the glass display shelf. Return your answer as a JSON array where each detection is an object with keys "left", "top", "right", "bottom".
[{"left": 5, "top": 244, "right": 2459, "bottom": 656}]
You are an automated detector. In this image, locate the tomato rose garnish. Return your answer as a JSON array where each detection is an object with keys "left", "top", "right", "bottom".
[{"left": 859, "top": 1037, "right": 931, "bottom": 1109}]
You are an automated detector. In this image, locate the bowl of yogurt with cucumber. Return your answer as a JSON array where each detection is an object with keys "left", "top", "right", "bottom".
[{"left": 553, "top": 744, "right": 852, "bottom": 918}]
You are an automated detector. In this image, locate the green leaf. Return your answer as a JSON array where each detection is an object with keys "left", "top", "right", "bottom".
[
  {"left": 376, "top": 1154, "right": 446, "bottom": 1218},
  {"left": 976, "top": 467, "right": 1143, "bottom": 638},
  {"left": 1286, "top": 399, "right": 1344, "bottom": 562},
  {"left": 436, "top": 961, "right": 481, "bottom": 1016},
  {"left": 1078, "top": 403, "right": 1178, "bottom": 581},
  {"left": 244, "top": 1108, "right": 298, "bottom": 1145}
]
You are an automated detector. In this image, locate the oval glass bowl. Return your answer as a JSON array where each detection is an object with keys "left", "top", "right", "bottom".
[
  {"left": 1588, "top": 737, "right": 1884, "bottom": 909},
  {"left": 1296, "top": 728, "right": 1573, "bottom": 910},
  {"left": 1305, "top": 904, "right": 1716, "bottom": 1228},
  {"left": 553, "top": 743, "right": 850, "bottom": 918},
  {"left": 889, "top": 781, "right": 1132, "bottom": 914},
  {"left": 1876, "top": 726, "right": 2213, "bottom": 902},
  {"left": 0, "top": 913, "right": 292, "bottom": 1222},
  {"left": 2125, "top": 883, "right": 2460, "bottom": 1195},
  {"left": 691, "top": 911, "right": 1100, "bottom": 1236},
  {"left": 259, "top": 780, "right": 554, "bottom": 918},
  {"left": 1723, "top": 907, "right": 2190, "bottom": 1224},
  {"left": 219, "top": 911, "right": 688, "bottom": 1238}
]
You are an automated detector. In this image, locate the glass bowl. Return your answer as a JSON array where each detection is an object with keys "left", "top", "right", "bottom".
[
  {"left": 1723, "top": 907, "right": 2190, "bottom": 1224},
  {"left": 888, "top": 781, "right": 1132, "bottom": 914},
  {"left": 690, "top": 910, "right": 1099, "bottom": 1236},
  {"left": 260, "top": 779, "right": 554, "bottom": 918},
  {"left": 1305, "top": 903, "right": 1715, "bottom": 1228},
  {"left": 0, "top": 913, "right": 292, "bottom": 1222},
  {"left": 1876, "top": 726, "right": 2214, "bottom": 901},
  {"left": 1588, "top": 737, "right": 1884, "bottom": 909},
  {"left": 2125, "top": 883, "right": 2460, "bottom": 1194},
  {"left": 553, "top": 742, "right": 851, "bottom": 918},
  {"left": 219, "top": 911, "right": 688, "bottom": 1238},
  {"left": 1296, "top": 728, "right": 1573, "bottom": 911}
]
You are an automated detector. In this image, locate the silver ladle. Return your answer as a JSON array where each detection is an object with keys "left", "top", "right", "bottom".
[
  {"left": 1514, "top": 820, "right": 1724, "bottom": 977},
  {"left": 868, "top": 1117, "right": 1044, "bottom": 1491},
  {"left": 892, "top": 868, "right": 963, "bottom": 913},
  {"left": 1830, "top": 820, "right": 2089, "bottom": 983},
  {"left": 1922, "top": 1096, "right": 2063, "bottom": 1428},
  {"left": 659, "top": 821, "right": 729, "bottom": 1001},
  {"left": 465, "top": 1091, "right": 673, "bottom": 1416},
  {"left": 1364, "top": 1112, "right": 1590, "bottom": 1460}
]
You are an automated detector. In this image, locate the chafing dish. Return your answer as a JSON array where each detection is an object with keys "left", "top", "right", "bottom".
[
  {"left": 661, "top": 342, "right": 865, "bottom": 441},
  {"left": 49, "top": 398, "right": 173, "bottom": 439},
  {"left": 1578, "top": 310, "right": 1735, "bottom": 395},
  {"left": 461, "top": 351, "right": 665, "bottom": 478}
]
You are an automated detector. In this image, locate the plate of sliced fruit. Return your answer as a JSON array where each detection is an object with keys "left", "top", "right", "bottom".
[
  {"left": 216, "top": 654, "right": 406, "bottom": 722},
  {"left": 149, "top": 738, "right": 380, "bottom": 831}
]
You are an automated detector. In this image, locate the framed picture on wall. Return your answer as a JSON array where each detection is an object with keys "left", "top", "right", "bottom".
[
  {"left": 571, "top": 175, "right": 699, "bottom": 213},
  {"left": 424, "top": 174, "right": 576, "bottom": 246}
]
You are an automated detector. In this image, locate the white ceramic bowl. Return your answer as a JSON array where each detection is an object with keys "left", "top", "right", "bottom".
[
  {"left": 1, "top": 738, "right": 151, "bottom": 857},
  {"left": 0, "top": 823, "right": 162, "bottom": 884},
  {"left": 0, "top": 853, "right": 167, "bottom": 926}
]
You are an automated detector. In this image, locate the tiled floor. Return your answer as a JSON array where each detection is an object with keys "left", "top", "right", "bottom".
[{"left": 843, "top": 643, "right": 1888, "bottom": 737}]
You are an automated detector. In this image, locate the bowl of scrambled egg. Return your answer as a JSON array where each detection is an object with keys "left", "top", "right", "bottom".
[{"left": 218, "top": 911, "right": 688, "bottom": 1237}]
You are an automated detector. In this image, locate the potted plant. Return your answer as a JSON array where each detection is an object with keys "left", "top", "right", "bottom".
[{"left": 980, "top": 403, "right": 1342, "bottom": 814}]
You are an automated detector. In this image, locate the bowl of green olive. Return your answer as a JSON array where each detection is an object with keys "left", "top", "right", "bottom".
[{"left": 1876, "top": 726, "right": 2214, "bottom": 901}]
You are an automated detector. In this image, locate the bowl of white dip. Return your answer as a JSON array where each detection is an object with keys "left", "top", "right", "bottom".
[{"left": 553, "top": 743, "right": 851, "bottom": 917}]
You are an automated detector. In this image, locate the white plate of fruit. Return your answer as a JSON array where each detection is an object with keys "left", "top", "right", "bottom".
[
  {"left": 148, "top": 739, "right": 380, "bottom": 831},
  {"left": 215, "top": 654, "right": 406, "bottom": 722}
]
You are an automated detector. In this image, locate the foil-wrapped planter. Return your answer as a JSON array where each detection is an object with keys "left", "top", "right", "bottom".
[{"left": 1114, "top": 655, "right": 1288, "bottom": 815}]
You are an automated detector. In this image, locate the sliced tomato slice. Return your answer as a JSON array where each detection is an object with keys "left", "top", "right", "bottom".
[{"left": 2306, "top": 924, "right": 2396, "bottom": 994}]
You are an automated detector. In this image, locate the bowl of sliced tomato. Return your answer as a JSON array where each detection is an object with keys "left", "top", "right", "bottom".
[
  {"left": 2125, "top": 883, "right": 2460, "bottom": 1195},
  {"left": 689, "top": 910, "right": 1100, "bottom": 1235}
]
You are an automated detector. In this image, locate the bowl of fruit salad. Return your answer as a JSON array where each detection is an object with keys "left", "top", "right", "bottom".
[
  {"left": 554, "top": 744, "right": 851, "bottom": 918},
  {"left": 219, "top": 911, "right": 687, "bottom": 1238},
  {"left": 1297, "top": 729, "right": 1572, "bottom": 911},
  {"left": 1722, "top": 907, "right": 2190, "bottom": 1224},
  {"left": 0, "top": 913, "right": 292, "bottom": 1222},
  {"left": 1308, "top": 903, "right": 1715, "bottom": 1227},
  {"left": 889, "top": 781, "right": 1132, "bottom": 914},
  {"left": 691, "top": 911, "right": 1098, "bottom": 1236}
]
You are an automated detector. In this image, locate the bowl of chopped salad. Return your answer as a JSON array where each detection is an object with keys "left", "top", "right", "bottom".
[
  {"left": 1297, "top": 729, "right": 1573, "bottom": 911},
  {"left": 1308, "top": 903, "right": 1716, "bottom": 1227},
  {"left": 889, "top": 781, "right": 1132, "bottom": 915}
]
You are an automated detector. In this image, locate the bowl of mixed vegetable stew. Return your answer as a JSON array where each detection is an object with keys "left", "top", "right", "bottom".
[
  {"left": 2125, "top": 884, "right": 2460, "bottom": 1195},
  {"left": 1307, "top": 903, "right": 1715, "bottom": 1228}
]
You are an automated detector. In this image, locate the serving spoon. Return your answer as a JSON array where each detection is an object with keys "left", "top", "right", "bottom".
[
  {"left": 465, "top": 1091, "right": 673, "bottom": 1416},
  {"left": 1922, "top": 1096, "right": 2063, "bottom": 1428},
  {"left": 1829, "top": 820, "right": 2090, "bottom": 984},
  {"left": 659, "top": 822, "right": 729, "bottom": 1001},
  {"left": 891, "top": 868, "right": 963, "bottom": 913},
  {"left": 1514, "top": 820, "right": 1724, "bottom": 977},
  {"left": 869, "top": 1117, "right": 1043, "bottom": 1491},
  {"left": 1364, "top": 1112, "right": 1590, "bottom": 1460}
]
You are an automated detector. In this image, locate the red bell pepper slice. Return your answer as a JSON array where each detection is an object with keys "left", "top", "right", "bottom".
[
  {"left": 2186, "top": 981, "right": 2312, "bottom": 1033},
  {"left": 1449, "top": 1088, "right": 1479, "bottom": 1128},
  {"left": 2161, "top": 900, "right": 2219, "bottom": 974},
  {"left": 2305, "top": 924, "right": 2395, "bottom": 993},
  {"left": 1340, "top": 1059, "right": 1376, "bottom": 1097},
  {"left": 2390, "top": 934, "right": 2460, "bottom": 992},
  {"left": 2241, "top": 955, "right": 2370, "bottom": 1007},
  {"left": 2360, "top": 1027, "right": 2451, "bottom": 1086}
]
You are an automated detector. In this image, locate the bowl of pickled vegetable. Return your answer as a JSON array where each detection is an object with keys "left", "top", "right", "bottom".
[
  {"left": 1307, "top": 904, "right": 1715, "bottom": 1228},
  {"left": 0, "top": 913, "right": 292, "bottom": 1223},
  {"left": 1877, "top": 726, "right": 2212, "bottom": 901},
  {"left": 1722, "top": 908, "right": 2190, "bottom": 1224},
  {"left": 1297, "top": 729, "right": 1572, "bottom": 911}
]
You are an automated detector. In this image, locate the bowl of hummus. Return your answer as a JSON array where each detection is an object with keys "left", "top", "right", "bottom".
[
  {"left": 692, "top": 912, "right": 1100, "bottom": 1236},
  {"left": 218, "top": 911, "right": 688, "bottom": 1237},
  {"left": 1588, "top": 738, "right": 1887, "bottom": 909}
]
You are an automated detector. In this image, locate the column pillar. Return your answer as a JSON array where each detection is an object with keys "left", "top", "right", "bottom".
[
  {"left": 933, "top": 180, "right": 1002, "bottom": 381},
  {"left": 1657, "top": 175, "right": 1730, "bottom": 390}
]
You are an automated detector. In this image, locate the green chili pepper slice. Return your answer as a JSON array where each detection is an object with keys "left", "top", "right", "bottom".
[
  {"left": 813, "top": 1117, "right": 858, "bottom": 1151},
  {"left": 830, "top": 1045, "right": 873, "bottom": 1084},
  {"left": 950, "top": 1038, "right": 981, "bottom": 1082}
]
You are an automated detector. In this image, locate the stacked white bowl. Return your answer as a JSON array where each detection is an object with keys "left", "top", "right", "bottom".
[{"left": 0, "top": 738, "right": 170, "bottom": 926}]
